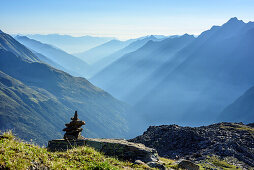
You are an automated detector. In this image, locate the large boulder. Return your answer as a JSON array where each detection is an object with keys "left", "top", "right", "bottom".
[
  {"left": 178, "top": 160, "right": 199, "bottom": 170},
  {"left": 48, "top": 138, "right": 158, "bottom": 163}
]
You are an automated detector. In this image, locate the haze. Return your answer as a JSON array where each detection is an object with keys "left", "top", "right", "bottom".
[{"left": 1, "top": 0, "right": 254, "bottom": 39}]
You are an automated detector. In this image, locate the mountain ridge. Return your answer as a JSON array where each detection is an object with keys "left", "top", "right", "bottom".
[
  {"left": 75, "top": 39, "right": 134, "bottom": 65},
  {"left": 0, "top": 30, "right": 129, "bottom": 145},
  {"left": 25, "top": 34, "right": 115, "bottom": 53},
  {"left": 15, "top": 35, "right": 91, "bottom": 77}
]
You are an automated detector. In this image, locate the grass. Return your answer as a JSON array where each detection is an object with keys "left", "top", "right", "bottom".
[
  {"left": 0, "top": 131, "right": 150, "bottom": 170},
  {"left": 0, "top": 131, "right": 242, "bottom": 170},
  {"left": 198, "top": 156, "right": 238, "bottom": 170},
  {"left": 220, "top": 123, "right": 254, "bottom": 134},
  {"left": 158, "top": 157, "right": 178, "bottom": 169}
]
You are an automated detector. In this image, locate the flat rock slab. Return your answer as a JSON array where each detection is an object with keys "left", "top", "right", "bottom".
[{"left": 48, "top": 138, "right": 158, "bottom": 163}]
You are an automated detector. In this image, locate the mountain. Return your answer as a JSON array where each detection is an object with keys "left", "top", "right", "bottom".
[
  {"left": 131, "top": 17, "right": 254, "bottom": 128},
  {"left": 75, "top": 39, "right": 134, "bottom": 65},
  {"left": 91, "top": 18, "right": 254, "bottom": 137},
  {"left": 129, "top": 122, "right": 254, "bottom": 169},
  {"left": 26, "top": 34, "right": 114, "bottom": 53},
  {"left": 0, "top": 32, "right": 39, "bottom": 62},
  {"left": 89, "top": 35, "right": 162, "bottom": 78},
  {"left": 0, "top": 30, "right": 128, "bottom": 145},
  {"left": 15, "top": 36, "right": 90, "bottom": 77},
  {"left": 91, "top": 34, "right": 195, "bottom": 101},
  {"left": 31, "top": 51, "right": 70, "bottom": 73},
  {"left": 219, "top": 85, "right": 254, "bottom": 123}
]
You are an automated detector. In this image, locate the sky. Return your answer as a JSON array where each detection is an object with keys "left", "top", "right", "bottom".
[{"left": 0, "top": 0, "right": 254, "bottom": 40}]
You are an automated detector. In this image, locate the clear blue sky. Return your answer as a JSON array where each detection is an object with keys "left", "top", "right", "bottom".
[{"left": 0, "top": 0, "right": 254, "bottom": 39}]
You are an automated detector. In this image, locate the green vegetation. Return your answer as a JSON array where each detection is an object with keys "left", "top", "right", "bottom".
[
  {"left": 0, "top": 46, "right": 129, "bottom": 145},
  {"left": 220, "top": 123, "right": 254, "bottom": 134},
  {"left": 0, "top": 131, "right": 243, "bottom": 170},
  {"left": 158, "top": 157, "right": 178, "bottom": 169},
  {"left": 0, "top": 131, "right": 148, "bottom": 170},
  {"left": 198, "top": 156, "right": 238, "bottom": 170}
]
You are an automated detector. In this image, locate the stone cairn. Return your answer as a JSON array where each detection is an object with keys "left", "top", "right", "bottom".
[{"left": 63, "top": 111, "right": 85, "bottom": 140}]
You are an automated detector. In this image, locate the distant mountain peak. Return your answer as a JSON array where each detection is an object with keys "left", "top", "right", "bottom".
[
  {"left": 149, "top": 35, "right": 158, "bottom": 39},
  {"left": 224, "top": 17, "right": 244, "bottom": 26},
  {"left": 15, "top": 35, "right": 29, "bottom": 39},
  {"left": 182, "top": 33, "right": 194, "bottom": 38}
]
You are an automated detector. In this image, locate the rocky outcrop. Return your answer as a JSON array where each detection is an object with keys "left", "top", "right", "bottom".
[
  {"left": 178, "top": 160, "right": 199, "bottom": 170},
  {"left": 129, "top": 122, "right": 254, "bottom": 169},
  {"left": 48, "top": 138, "right": 158, "bottom": 163},
  {"left": 85, "top": 138, "right": 158, "bottom": 163},
  {"left": 247, "top": 123, "right": 254, "bottom": 128}
]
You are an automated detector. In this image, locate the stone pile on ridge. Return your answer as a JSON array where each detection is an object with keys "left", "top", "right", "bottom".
[{"left": 62, "top": 111, "right": 85, "bottom": 140}]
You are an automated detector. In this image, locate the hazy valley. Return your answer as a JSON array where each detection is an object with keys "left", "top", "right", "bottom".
[{"left": 1, "top": 8, "right": 254, "bottom": 168}]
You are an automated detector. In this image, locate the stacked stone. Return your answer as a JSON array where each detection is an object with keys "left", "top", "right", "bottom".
[{"left": 63, "top": 111, "right": 85, "bottom": 140}]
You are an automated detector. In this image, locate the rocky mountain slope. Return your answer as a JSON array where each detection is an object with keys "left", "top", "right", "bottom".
[
  {"left": 129, "top": 122, "right": 254, "bottom": 169},
  {"left": 0, "top": 30, "right": 129, "bottom": 145}
]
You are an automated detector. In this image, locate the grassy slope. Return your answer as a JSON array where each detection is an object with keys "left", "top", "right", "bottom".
[
  {"left": 0, "top": 131, "right": 148, "bottom": 170},
  {"left": 0, "top": 70, "right": 64, "bottom": 144},
  {"left": 0, "top": 131, "right": 240, "bottom": 170},
  {"left": 0, "top": 48, "right": 128, "bottom": 145}
]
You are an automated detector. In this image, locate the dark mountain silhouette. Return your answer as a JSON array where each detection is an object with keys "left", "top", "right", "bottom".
[
  {"left": 89, "top": 17, "right": 254, "bottom": 137},
  {"left": 0, "top": 31, "right": 128, "bottom": 145},
  {"left": 131, "top": 18, "right": 254, "bottom": 131},
  {"left": 219, "top": 85, "right": 254, "bottom": 123},
  {"left": 15, "top": 36, "right": 90, "bottom": 77},
  {"left": 91, "top": 34, "right": 195, "bottom": 101},
  {"left": 75, "top": 39, "right": 135, "bottom": 65},
  {"left": 26, "top": 34, "right": 114, "bottom": 53},
  {"left": 89, "top": 35, "right": 160, "bottom": 77}
]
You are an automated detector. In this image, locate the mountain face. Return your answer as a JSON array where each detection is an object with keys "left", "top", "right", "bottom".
[
  {"left": 219, "top": 85, "right": 254, "bottom": 123},
  {"left": 0, "top": 70, "right": 64, "bottom": 144},
  {"left": 0, "top": 31, "right": 128, "bottom": 145},
  {"left": 91, "top": 34, "right": 195, "bottom": 101},
  {"left": 90, "top": 18, "right": 254, "bottom": 137},
  {"left": 132, "top": 18, "right": 254, "bottom": 127},
  {"left": 75, "top": 39, "right": 134, "bottom": 65},
  {"left": 26, "top": 34, "right": 114, "bottom": 54},
  {"left": 89, "top": 35, "right": 161, "bottom": 77},
  {"left": 129, "top": 122, "right": 254, "bottom": 169},
  {"left": 0, "top": 32, "right": 39, "bottom": 62},
  {"left": 31, "top": 51, "right": 70, "bottom": 74},
  {"left": 15, "top": 36, "right": 90, "bottom": 78}
]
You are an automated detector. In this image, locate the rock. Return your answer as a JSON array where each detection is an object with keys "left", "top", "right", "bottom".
[
  {"left": 85, "top": 138, "right": 159, "bottom": 163},
  {"left": 147, "top": 161, "right": 166, "bottom": 170},
  {"left": 247, "top": 123, "right": 254, "bottom": 128},
  {"left": 178, "top": 160, "right": 199, "bottom": 170},
  {"left": 0, "top": 135, "right": 8, "bottom": 139},
  {"left": 62, "top": 111, "right": 85, "bottom": 140},
  {"left": 48, "top": 138, "right": 158, "bottom": 163},
  {"left": 134, "top": 160, "right": 150, "bottom": 168},
  {"left": 129, "top": 122, "right": 254, "bottom": 168},
  {"left": 134, "top": 160, "right": 146, "bottom": 165}
]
